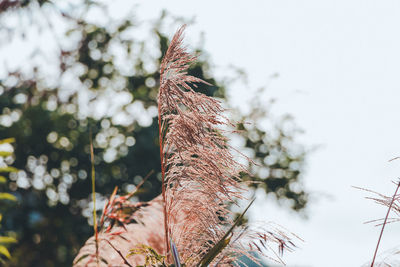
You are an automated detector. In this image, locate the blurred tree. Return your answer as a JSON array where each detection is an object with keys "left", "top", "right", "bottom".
[
  {"left": 0, "top": 138, "right": 18, "bottom": 264},
  {"left": 0, "top": 1, "right": 307, "bottom": 266},
  {"left": 236, "top": 86, "right": 308, "bottom": 211}
]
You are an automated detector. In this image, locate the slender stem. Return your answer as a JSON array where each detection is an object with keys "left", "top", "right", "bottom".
[
  {"left": 105, "top": 240, "right": 134, "bottom": 267},
  {"left": 89, "top": 131, "right": 99, "bottom": 267},
  {"left": 158, "top": 102, "right": 170, "bottom": 261},
  {"left": 370, "top": 181, "right": 400, "bottom": 267}
]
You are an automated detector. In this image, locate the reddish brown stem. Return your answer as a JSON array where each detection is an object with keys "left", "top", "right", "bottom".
[
  {"left": 370, "top": 181, "right": 400, "bottom": 267},
  {"left": 105, "top": 240, "right": 133, "bottom": 267},
  {"left": 158, "top": 102, "right": 170, "bottom": 261}
]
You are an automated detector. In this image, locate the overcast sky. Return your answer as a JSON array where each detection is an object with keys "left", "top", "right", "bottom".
[{"left": 133, "top": 1, "right": 400, "bottom": 266}]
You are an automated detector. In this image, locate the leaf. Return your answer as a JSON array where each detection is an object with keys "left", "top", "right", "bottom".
[
  {"left": 0, "top": 152, "right": 12, "bottom": 157},
  {"left": 73, "top": 254, "right": 89, "bottom": 264},
  {"left": 0, "top": 138, "right": 15, "bottom": 145},
  {"left": 199, "top": 236, "right": 231, "bottom": 267},
  {"left": 0, "top": 193, "right": 17, "bottom": 201},
  {"left": 0, "top": 236, "right": 17, "bottom": 244},
  {"left": 0, "top": 167, "right": 18, "bottom": 173},
  {"left": 198, "top": 199, "right": 255, "bottom": 266},
  {"left": 0, "top": 245, "right": 11, "bottom": 259},
  {"left": 0, "top": 176, "right": 6, "bottom": 184},
  {"left": 128, "top": 244, "right": 166, "bottom": 266},
  {"left": 100, "top": 257, "right": 108, "bottom": 265}
]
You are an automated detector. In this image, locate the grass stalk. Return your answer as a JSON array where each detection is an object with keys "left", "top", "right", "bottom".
[
  {"left": 158, "top": 104, "right": 170, "bottom": 261},
  {"left": 89, "top": 132, "right": 99, "bottom": 266},
  {"left": 370, "top": 180, "right": 400, "bottom": 267}
]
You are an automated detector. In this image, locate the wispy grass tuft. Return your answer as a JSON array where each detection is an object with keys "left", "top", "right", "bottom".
[
  {"left": 157, "top": 25, "right": 299, "bottom": 266},
  {"left": 73, "top": 25, "right": 299, "bottom": 267}
]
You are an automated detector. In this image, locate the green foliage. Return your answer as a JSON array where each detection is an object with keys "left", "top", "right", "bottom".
[
  {"left": 0, "top": 237, "right": 17, "bottom": 244},
  {"left": 0, "top": 139, "right": 15, "bottom": 145},
  {"left": 0, "top": 1, "right": 308, "bottom": 266},
  {"left": 0, "top": 138, "right": 17, "bottom": 263},
  {"left": 128, "top": 244, "right": 167, "bottom": 267},
  {"left": 0, "top": 193, "right": 17, "bottom": 202},
  {"left": 237, "top": 89, "right": 308, "bottom": 211},
  {"left": 0, "top": 235, "right": 17, "bottom": 261},
  {"left": 0, "top": 167, "right": 18, "bottom": 173}
]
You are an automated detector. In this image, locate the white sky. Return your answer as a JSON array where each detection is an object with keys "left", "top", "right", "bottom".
[{"left": 133, "top": 1, "right": 400, "bottom": 266}]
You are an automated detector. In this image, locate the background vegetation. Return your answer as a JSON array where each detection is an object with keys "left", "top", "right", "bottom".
[{"left": 0, "top": 1, "right": 307, "bottom": 266}]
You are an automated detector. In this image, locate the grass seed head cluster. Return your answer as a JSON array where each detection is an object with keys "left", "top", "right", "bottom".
[{"left": 73, "top": 25, "right": 299, "bottom": 267}]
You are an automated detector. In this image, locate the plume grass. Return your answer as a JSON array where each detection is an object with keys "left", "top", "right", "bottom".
[
  {"left": 73, "top": 24, "right": 299, "bottom": 267},
  {"left": 157, "top": 25, "right": 298, "bottom": 266}
]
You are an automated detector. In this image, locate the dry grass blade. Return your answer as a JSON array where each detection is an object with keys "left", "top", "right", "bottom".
[
  {"left": 388, "top": 157, "right": 400, "bottom": 162},
  {"left": 356, "top": 181, "right": 400, "bottom": 266},
  {"left": 370, "top": 181, "right": 400, "bottom": 267}
]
